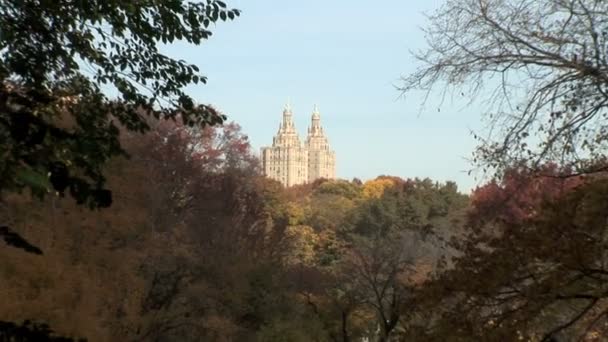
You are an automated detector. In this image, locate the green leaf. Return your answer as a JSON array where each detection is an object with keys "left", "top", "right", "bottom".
[{"left": 16, "top": 168, "right": 51, "bottom": 191}]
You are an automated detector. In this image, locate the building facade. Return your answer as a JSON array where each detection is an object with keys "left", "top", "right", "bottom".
[{"left": 261, "top": 103, "right": 336, "bottom": 187}]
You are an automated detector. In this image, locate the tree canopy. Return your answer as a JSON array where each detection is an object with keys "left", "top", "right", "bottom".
[
  {"left": 0, "top": 0, "right": 240, "bottom": 208},
  {"left": 408, "top": 171, "right": 608, "bottom": 341},
  {"left": 401, "top": 0, "right": 608, "bottom": 176}
]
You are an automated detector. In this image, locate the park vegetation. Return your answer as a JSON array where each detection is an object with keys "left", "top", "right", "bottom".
[{"left": 2, "top": 0, "right": 608, "bottom": 341}]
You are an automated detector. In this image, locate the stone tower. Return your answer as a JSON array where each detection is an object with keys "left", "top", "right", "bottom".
[
  {"left": 261, "top": 103, "right": 336, "bottom": 187},
  {"left": 261, "top": 102, "right": 309, "bottom": 187},
  {"left": 306, "top": 105, "right": 336, "bottom": 181}
]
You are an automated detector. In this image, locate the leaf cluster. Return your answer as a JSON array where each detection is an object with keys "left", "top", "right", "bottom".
[{"left": 0, "top": 0, "right": 239, "bottom": 208}]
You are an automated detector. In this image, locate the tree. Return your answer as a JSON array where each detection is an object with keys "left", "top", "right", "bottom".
[
  {"left": 0, "top": 320, "right": 85, "bottom": 342},
  {"left": 361, "top": 178, "right": 397, "bottom": 199},
  {"left": 117, "top": 119, "right": 306, "bottom": 341},
  {"left": 468, "top": 164, "right": 583, "bottom": 227},
  {"left": 0, "top": 0, "right": 240, "bottom": 256},
  {"left": 400, "top": 0, "right": 608, "bottom": 175},
  {"left": 304, "top": 180, "right": 363, "bottom": 231},
  {"left": 405, "top": 167, "right": 608, "bottom": 341},
  {"left": 280, "top": 225, "right": 319, "bottom": 266},
  {"left": 401, "top": 4, "right": 608, "bottom": 339},
  {"left": 0, "top": 117, "right": 286, "bottom": 341},
  {"left": 335, "top": 179, "right": 467, "bottom": 341},
  {"left": 344, "top": 234, "right": 413, "bottom": 342},
  {"left": 0, "top": 0, "right": 240, "bottom": 209}
]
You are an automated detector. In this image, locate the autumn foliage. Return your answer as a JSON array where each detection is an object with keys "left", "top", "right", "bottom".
[
  {"left": 0, "top": 117, "right": 473, "bottom": 341},
  {"left": 468, "top": 165, "right": 583, "bottom": 227},
  {"left": 2, "top": 117, "right": 607, "bottom": 341}
]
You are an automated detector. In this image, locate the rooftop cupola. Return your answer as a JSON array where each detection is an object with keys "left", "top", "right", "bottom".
[
  {"left": 312, "top": 104, "right": 320, "bottom": 120},
  {"left": 279, "top": 100, "right": 296, "bottom": 133},
  {"left": 308, "top": 104, "right": 324, "bottom": 136}
]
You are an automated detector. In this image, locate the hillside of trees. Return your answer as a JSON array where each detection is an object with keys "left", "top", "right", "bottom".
[
  {"left": 2, "top": 118, "right": 607, "bottom": 341},
  {"left": 1, "top": 118, "right": 468, "bottom": 341}
]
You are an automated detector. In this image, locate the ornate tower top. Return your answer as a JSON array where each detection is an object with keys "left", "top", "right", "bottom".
[
  {"left": 280, "top": 100, "right": 296, "bottom": 134},
  {"left": 305, "top": 104, "right": 335, "bottom": 182},
  {"left": 273, "top": 101, "right": 301, "bottom": 147},
  {"left": 308, "top": 104, "right": 324, "bottom": 137},
  {"left": 284, "top": 98, "right": 292, "bottom": 113},
  {"left": 312, "top": 104, "right": 320, "bottom": 119}
]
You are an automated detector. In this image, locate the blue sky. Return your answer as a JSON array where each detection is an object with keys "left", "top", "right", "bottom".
[{"left": 163, "top": 0, "right": 488, "bottom": 192}]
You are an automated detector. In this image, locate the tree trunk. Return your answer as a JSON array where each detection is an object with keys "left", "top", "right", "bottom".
[{"left": 341, "top": 310, "right": 349, "bottom": 342}]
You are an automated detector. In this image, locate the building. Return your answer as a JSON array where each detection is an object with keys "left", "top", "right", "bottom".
[{"left": 261, "top": 103, "right": 336, "bottom": 187}]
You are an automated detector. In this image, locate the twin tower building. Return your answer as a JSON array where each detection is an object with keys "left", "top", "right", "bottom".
[{"left": 261, "top": 103, "right": 336, "bottom": 187}]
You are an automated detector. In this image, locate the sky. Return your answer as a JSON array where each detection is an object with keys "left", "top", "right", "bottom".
[{"left": 162, "top": 0, "right": 489, "bottom": 193}]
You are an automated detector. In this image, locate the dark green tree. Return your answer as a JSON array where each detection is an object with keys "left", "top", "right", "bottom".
[
  {"left": 0, "top": 0, "right": 239, "bottom": 207},
  {"left": 0, "top": 320, "right": 85, "bottom": 342},
  {"left": 336, "top": 179, "right": 468, "bottom": 341},
  {"left": 0, "top": 0, "right": 239, "bottom": 252}
]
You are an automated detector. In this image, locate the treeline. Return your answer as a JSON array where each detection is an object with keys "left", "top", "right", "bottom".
[
  {"left": 0, "top": 117, "right": 465, "bottom": 341},
  {"left": 3, "top": 118, "right": 606, "bottom": 341}
]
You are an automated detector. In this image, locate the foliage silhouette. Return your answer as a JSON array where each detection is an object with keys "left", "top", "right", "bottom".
[
  {"left": 401, "top": 0, "right": 608, "bottom": 176},
  {"left": 0, "top": 226, "right": 42, "bottom": 255},
  {"left": 0, "top": 320, "right": 85, "bottom": 342},
  {"left": 0, "top": 0, "right": 240, "bottom": 209}
]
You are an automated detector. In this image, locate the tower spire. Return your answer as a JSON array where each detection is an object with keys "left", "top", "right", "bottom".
[
  {"left": 308, "top": 104, "right": 323, "bottom": 136},
  {"left": 285, "top": 97, "right": 291, "bottom": 112},
  {"left": 281, "top": 99, "right": 295, "bottom": 133}
]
